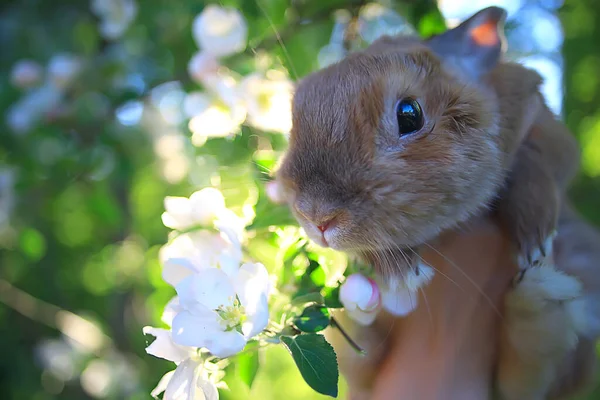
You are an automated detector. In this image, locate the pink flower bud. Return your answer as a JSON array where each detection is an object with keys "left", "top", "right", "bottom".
[
  {"left": 340, "top": 273, "right": 380, "bottom": 312},
  {"left": 265, "top": 181, "right": 284, "bottom": 204}
]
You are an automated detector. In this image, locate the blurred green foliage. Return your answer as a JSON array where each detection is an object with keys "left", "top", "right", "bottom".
[{"left": 0, "top": 0, "right": 599, "bottom": 399}]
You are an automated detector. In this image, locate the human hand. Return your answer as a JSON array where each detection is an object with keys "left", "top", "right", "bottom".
[{"left": 330, "top": 216, "right": 518, "bottom": 400}]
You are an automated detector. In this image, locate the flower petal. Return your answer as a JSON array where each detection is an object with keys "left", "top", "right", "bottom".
[
  {"left": 174, "top": 230, "right": 238, "bottom": 273},
  {"left": 163, "top": 358, "right": 219, "bottom": 400},
  {"left": 143, "top": 327, "right": 196, "bottom": 363},
  {"left": 214, "top": 208, "right": 245, "bottom": 244},
  {"left": 340, "top": 274, "right": 379, "bottom": 312},
  {"left": 381, "top": 287, "right": 419, "bottom": 317},
  {"left": 197, "top": 369, "right": 219, "bottom": 400},
  {"left": 162, "top": 296, "right": 183, "bottom": 327},
  {"left": 151, "top": 370, "right": 175, "bottom": 398},
  {"left": 241, "top": 294, "right": 269, "bottom": 339},
  {"left": 171, "top": 311, "right": 246, "bottom": 358},
  {"left": 235, "top": 263, "right": 270, "bottom": 299},
  {"left": 176, "top": 269, "right": 235, "bottom": 311},
  {"left": 171, "top": 311, "right": 220, "bottom": 348},
  {"left": 217, "top": 250, "right": 242, "bottom": 278},
  {"left": 192, "top": 5, "right": 247, "bottom": 57},
  {"left": 188, "top": 188, "right": 226, "bottom": 226},
  {"left": 162, "top": 196, "right": 193, "bottom": 230},
  {"left": 163, "top": 258, "right": 198, "bottom": 287},
  {"left": 187, "top": 53, "right": 220, "bottom": 85},
  {"left": 235, "top": 263, "right": 270, "bottom": 339},
  {"left": 405, "top": 263, "right": 435, "bottom": 291}
]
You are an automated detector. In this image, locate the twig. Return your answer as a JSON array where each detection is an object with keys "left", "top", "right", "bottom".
[{"left": 330, "top": 316, "right": 366, "bottom": 355}]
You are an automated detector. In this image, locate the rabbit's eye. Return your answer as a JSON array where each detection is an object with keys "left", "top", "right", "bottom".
[{"left": 395, "top": 98, "right": 424, "bottom": 136}]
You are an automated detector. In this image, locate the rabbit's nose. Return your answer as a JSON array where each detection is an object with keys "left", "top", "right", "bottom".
[
  {"left": 317, "top": 222, "right": 331, "bottom": 233},
  {"left": 295, "top": 199, "right": 340, "bottom": 232}
]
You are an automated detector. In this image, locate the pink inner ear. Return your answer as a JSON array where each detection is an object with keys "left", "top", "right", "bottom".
[{"left": 469, "top": 20, "right": 499, "bottom": 47}]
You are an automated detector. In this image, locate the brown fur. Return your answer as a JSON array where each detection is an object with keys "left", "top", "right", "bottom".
[
  {"left": 279, "top": 41, "right": 504, "bottom": 278},
  {"left": 277, "top": 6, "right": 597, "bottom": 399},
  {"left": 487, "top": 64, "right": 581, "bottom": 258}
]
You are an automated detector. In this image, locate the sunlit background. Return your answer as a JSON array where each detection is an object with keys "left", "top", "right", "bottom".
[{"left": 1, "top": 0, "right": 600, "bottom": 399}]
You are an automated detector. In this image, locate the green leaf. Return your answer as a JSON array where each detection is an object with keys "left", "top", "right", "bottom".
[
  {"left": 309, "top": 265, "right": 326, "bottom": 287},
  {"left": 418, "top": 11, "right": 447, "bottom": 37},
  {"left": 322, "top": 286, "right": 343, "bottom": 308},
  {"left": 281, "top": 334, "right": 339, "bottom": 398},
  {"left": 236, "top": 349, "right": 260, "bottom": 389},
  {"left": 19, "top": 228, "right": 47, "bottom": 262},
  {"left": 290, "top": 292, "right": 325, "bottom": 307},
  {"left": 294, "top": 305, "right": 331, "bottom": 333},
  {"left": 283, "top": 239, "right": 306, "bottom": 263}
]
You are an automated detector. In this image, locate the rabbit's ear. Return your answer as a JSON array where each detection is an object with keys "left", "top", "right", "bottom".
[{"left": 427, "top": 7, "right": 508, "bottom": 78}]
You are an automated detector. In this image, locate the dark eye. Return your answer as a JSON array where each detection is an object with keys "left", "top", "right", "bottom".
[{"left": 395, "top": 98, "right": 424, "bottom": 136}]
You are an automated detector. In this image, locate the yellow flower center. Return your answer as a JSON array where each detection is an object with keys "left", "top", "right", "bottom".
[{"left": 216, "top": 297, "right": 246, "bottom": 332}]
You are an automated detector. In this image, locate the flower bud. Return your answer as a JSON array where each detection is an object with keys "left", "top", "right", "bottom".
[
  {"left": 340, "top": 274, "right": 380, "bottom": 312},
  {"left": 340, "top": 274, "right": 381, "bottom": 326},
  {"left": 48, "top": 54, "right": 81, "bottom": 89},
  {"left": 10, "top": 60, "right": 43, "bottom": 89},
  {"left": 192, "top": 5, "right": 247, "bottom": 57},
  {"left": 265, "top": 181, "right": 284, "bottom": 204},
  {"left": 188, "top": 51, "right": 220, "bottom": 84}
]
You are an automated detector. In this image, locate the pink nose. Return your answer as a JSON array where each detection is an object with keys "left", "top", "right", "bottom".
[
  {"left": 317, "top": 218, "right": 336, "bottom": 233},
  {"left": 294, "top": 199, "right": 339, "bottom": 233}
]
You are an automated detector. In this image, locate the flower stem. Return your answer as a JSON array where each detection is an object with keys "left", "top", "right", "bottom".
[
  {"left": 264, "top": 337, "right": 281, "bottom": 344},
  {"left": 330, "top": 317, "right": 366, "bottom": 355}
]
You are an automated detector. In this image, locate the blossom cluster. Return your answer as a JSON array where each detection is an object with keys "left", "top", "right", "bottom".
[
  {"left": 7, "top": 54, "right": 82, "bottom": 134},
  {"left": 144, "top": 188, "right": 272, "bottom": 399},
  {"left": 185, "top": 5, "right": 294, "bottom": 146},
  {"left": 90, "top": 0, "right": 138, "bottom": 40}
]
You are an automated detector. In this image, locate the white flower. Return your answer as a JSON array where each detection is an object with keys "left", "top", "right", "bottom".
[
  {"left": 239, "top": 72, "right": 293, "bottom": 134},
  {"left": 183, "top": 92, "right": 212, "bottom": 119},
  {"left": 358, "top": 3, "right": 416, "bottom": 44},
  {"left": 171, "top": 263, "right": 270, "bottom": 358},
  {"left": 151, "top": 358, "right": 219, "bottom": 400},
  {"left": 6, "top": 82, "right": 63, "bottom": 134},
  {"left": 159, "top": 187, "right": 247, "bottom": 286},
  {"left": 144, "top": 297, "right": 196, "bottom": 364},
  {"left": 91, "top": 0, "right": 138, "bottom": 39},
  {"left": 144, "top": 300, "right": 219, "bottom": 400},
  {"left": 192, "top": 5, "right": 247, "bottom": 57},
  {"left": 48, "top": 53, "right": 82, "bottom": 89},
  {"left": 380, "top": 285, "right": 419, "bottom": 317},
  {"left": 340, "top": 274, "right": 380, "bottom": 325},
  {"left": 188, "top": 52, "right": 220, "bottom": 85},
  {"left": 10, "top": 60, "right": 43, "bottom": 89},
  {"left": 160, "top": 230, "right": 243, "bottom": 286},
  {"left": 317, "top": 10, "right": 350, "bottom": 68},
  {"left": 187, "top": 73, "right": 247, "bottom": 143},
  {"left": 161, "top": 187, "right": 227, "bottom": 231},
  {"left": 188, "top": 103, "right": 246, "bottom": 143},
  {"left": 144, "top": 326, "right": 196, "bottom": 364},
  {"left": 265, "top": 181, "right": 285, "bottom": 204}
]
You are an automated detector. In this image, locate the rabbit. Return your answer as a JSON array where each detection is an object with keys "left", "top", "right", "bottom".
[
  {"left": 277, "top": 5, "right": 576, "bottom": 283},
  {"left": 276, "top": 6, "right": 598, "bottom": 399}
]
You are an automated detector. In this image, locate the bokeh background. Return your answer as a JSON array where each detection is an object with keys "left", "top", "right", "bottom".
[{"left": 1, "top": 0, "right": 600, "bottom": 399}]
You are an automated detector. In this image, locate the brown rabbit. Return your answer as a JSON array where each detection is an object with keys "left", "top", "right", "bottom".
[
  {"left": 277, "top": 6, "right": 574, "bottom": 284},
  {"left": 276, "top": 6, "right": 597, "bottom": 399}
]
